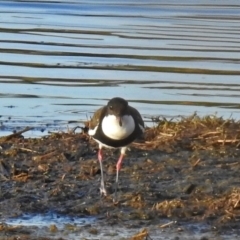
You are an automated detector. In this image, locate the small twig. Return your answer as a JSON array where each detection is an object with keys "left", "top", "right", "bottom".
[
  {"left": 225, "top": 209, "right": 235, "bottom": 216},
  {"left": 158, "top": 132, "right": 173, "bottom": 137},
  {"left": 159, "top": 221, "right": 176, "bottom": 228},
  {"left": 61, "top": 173, "right": 66, "bottom": 181},
  {"left": 226, "top": 162, "right": 239, "bottom": 167},
  {"left": 217, "top": 139, "right": 240, "bottom": 143},
  {"left": 192, "top": 159, "right": 201, "bottom": 167},
  {"left": 0, "top": 127, "right": 34, "bottom": 143},
  {"left": 19, "top": 148, "right": 38, "bottom": 153},
  {"left": 234, "top": 199, "right": 240, "bottom": 208},
  {"left": 32, "top": 150, "right": 58, "bottom": 162},
  {"left": 200, "top": 131, "right": 220, "bottom": 137},
  {"left": 203, "top": 135, "right": 219, "bottom": 140}
]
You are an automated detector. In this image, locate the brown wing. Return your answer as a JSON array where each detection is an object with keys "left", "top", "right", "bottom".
[
  {"left": 128, "top": 105, "right": 144, "bottom": 128},
  {"left": 88, "top": 106, "right": 107, "bottom": 130}
]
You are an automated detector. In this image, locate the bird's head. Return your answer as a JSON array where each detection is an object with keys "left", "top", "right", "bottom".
[{"left": 107, "top": 97, "right": 129, "bottom": 126}]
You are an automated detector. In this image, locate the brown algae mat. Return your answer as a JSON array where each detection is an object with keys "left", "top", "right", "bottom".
[{"left": 0, "top": 114, "right": 239, "bottom": 239}]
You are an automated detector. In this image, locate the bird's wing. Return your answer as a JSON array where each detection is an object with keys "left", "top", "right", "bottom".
[
  {"left": 128, "top": 105, "right": 144, "bottom": 129},
  {"left": 88, "top": 106, "right": 106, "bottom": 130}
]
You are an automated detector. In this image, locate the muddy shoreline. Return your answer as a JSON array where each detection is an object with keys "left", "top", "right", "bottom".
[{"left": 0, "top": 115, "right": 240, "bottom": 239}]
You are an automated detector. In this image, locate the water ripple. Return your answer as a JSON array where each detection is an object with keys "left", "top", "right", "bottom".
[{"left": 0, "top": 0, "right": 240, "bottom": 135}]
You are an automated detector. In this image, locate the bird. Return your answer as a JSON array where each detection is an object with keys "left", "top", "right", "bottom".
[{"left": 88, "top": 97, "right": 144, "bottom": 201}]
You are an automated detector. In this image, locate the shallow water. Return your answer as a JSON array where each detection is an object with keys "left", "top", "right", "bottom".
[
  {"left": 1, "top": 213, "right": 220, "bottom": 239},
  {"left": 0, "top": 0, "right": 240, "bottom": 137},
  {"left": 6, "top": 213, "right": 95, "bottom": 228},
  {"left": 5, "top": 213, "right": 239, "bottom": 240}
]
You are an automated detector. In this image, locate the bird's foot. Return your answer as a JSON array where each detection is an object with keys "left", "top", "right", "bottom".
[
  {"left": 113, "top": 193, "right": 119, "bottom": 204},
  {"left": 100, "top": 183, "right": 107, "bottom": 197},
  {"left": 111, "top": 182, "right": 118, "bottom": 203}
]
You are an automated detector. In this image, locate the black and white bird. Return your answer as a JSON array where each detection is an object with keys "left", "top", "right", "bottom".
[{"left": 88, "top": 97, "right": 144, "bottom": 201}]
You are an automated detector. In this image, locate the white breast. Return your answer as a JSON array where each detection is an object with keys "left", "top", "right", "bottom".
[{"left": 101, "top": 114, "right": 135, "bottom": 140}]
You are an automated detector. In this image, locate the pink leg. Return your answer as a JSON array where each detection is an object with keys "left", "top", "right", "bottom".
[
  {"left": 114, "top": 153, "right": 124, "bottom": 202},
  {"left": 98, "top": 148, "right": 103, "bottom": 162},
  {"left": 98, "top": 149, "right": 107, "bottom": 196},
  {"left": 116, "top": 154, "right": 124, "bottom": 183}
]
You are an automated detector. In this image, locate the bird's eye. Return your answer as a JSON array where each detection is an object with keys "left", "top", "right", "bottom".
[{"left": 109, "top": 105, "right": 113, "bottom": 110}]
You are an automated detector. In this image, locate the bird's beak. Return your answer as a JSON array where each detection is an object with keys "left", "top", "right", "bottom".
[{"left": 116, "top": 116, "right": 122, "bottom": 126}]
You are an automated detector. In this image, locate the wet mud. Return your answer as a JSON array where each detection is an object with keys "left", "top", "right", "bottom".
[{"left": 0, "top": 114, "right": 239, "bottom": 239}]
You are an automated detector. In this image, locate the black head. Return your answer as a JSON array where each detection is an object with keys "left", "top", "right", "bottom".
[
  {"left": 106, "top": 98, "right": 129, "bottom": 126},
  {"left": 107, "top": 97, "right": 129, "bottom": 117}
]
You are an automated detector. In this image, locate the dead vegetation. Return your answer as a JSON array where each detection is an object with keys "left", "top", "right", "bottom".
[
  {"left": 0, "top": 113, "right": 240, "bottom": 239},
  {"left": 152, "top": 187, "right": 240, "bottom": 223},
  {"left": 137, "top": 113, "right": 240, "bottom": 151}
]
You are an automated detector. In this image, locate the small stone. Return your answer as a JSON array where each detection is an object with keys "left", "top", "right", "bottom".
[
  {"left": 88, "top": 227, "right": 98, "bottom": 235},
  {"left": 49, "top": 224, "right": 58, "bottom": 232}
]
